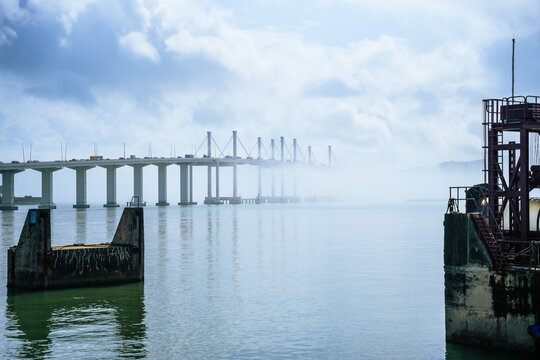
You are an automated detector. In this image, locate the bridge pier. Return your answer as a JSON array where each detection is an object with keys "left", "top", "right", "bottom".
[
  {"left": 206, "top": 131, "right": 213, "bottom": 201},
  {"left": 230, "top": 130, "right": 241, "bottom": 204},
  {"left": 0, "top": 170, "right": 22, "bottom": 210},
  {"left": 178, "top": 164, "right": 196, "bottom": 205},
  {"left": 257, "top": 137, "right": 262, "bottom": 201},
  {"left": 216, "top": 161, "right": 220, "bottom": 201},
  {"left": 204, "top": 131, "right": 222, "bottom": 205},
  {"left": 69, "top": 166, "right": 94, "bottom": 208},
  {"left": 293, "top": 138, "right": 297, "bottom": 198},
  {"left": 156, "top": 164, "right": 169, "bottom": 206},
  {"left": 189, "top": 165, "right": 194, "bottom": 204},
  {"left": 280, "top": 136, "right": 285, "bottom": 199},
  {"left": 130, "top": 164, "right": 147, "bottom": 205},
  {"left": 271, "top": 139, "right": 276, "bottom": 198},
  {"left": 102, "top": 165, "right": 121, "bottom": 207},
  {"left": 204, "top": 162, "right": 223, "bottom": 205},
  {"left": 37, "top": 168, "right": 60, "bottom": 209}
]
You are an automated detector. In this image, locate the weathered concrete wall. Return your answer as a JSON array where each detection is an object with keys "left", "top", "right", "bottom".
[
  {"left": 7, "top": 207, "right": 144, "bottom": 290},
  {"left": 112, "top": 207, "right": 144, "bottom": 282},
  {"left": 7, "top": 209, "right": 50, "bottom": 288},
  {"left": 47, "top": 245, "right": 141, "bottom": 288},
  {"left": 444, "top": 213, "right": 492, "bottom": 267},
  {"left": 444, "top": 212, "right": 540, "bottom": 356}
]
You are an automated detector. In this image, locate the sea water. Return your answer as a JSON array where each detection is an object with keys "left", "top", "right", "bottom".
[{"left": 0, "top": 203, "right": 519, "bottom": 359}]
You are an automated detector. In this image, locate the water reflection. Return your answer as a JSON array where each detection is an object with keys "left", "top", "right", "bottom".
[
  {"left": 105, "top": 207, "right": 119, "bottom": 240},
  {"left": 1, "top": 210, "right": 15, "bottom": 247},
  {"left": 256, "top": 208, "right": 264, "bottom": 271},
  {"left": 157, "top": 207, "right": 168, "bottom": 239},
  {"left": 231, "top": 207, "right": 239, "bottom": 291},
  {"left": 179, "top": 206, "right": 193, "bottom": 281},
  {"left": 157, "top": 207, "right": 168, "bottom": 283},
  {"left": 5, "top": 283, "right": 146, "bottom": 359},
  {"left": 206, "top": 207, "right": 215, "bottom": 291},
  {"left": 75, "top": 209, "right": 87, "bottom": 244}
]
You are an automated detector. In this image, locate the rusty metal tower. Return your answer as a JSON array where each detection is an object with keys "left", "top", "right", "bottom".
[{"left": 483, "top": 96, "right": 540, "bottom": 265}]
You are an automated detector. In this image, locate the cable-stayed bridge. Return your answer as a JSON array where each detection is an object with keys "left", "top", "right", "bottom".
[{"left": 0, "top": 131, "right": 334, "bottom": 210}]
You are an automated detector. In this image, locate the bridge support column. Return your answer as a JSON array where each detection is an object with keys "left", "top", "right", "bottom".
[
  {"left": 207, "top": 131, "right": 212, "bottom": 199},
  {"left": 131, "top": 165, "right": 147, "bottom": 205},
  {"left": 102, "top": 165, "right": 121, "bottom": 207},
  {"left": 230, "top": 130, "right": 241, "bottom": 204},
  {"left": 257, "top": 166, "right": 262, "bottom": 201},
  {"left": 189, "top": 165, "right": 194, "bottom": 203},
  {"left": 156, "top": 164, "right": 169, "bottom": 206},
  {"left": 257, "top": 137, "right": 262, "bottom": 202},
  {"left": 178, "top": 164, "right": 196, "bottom": 205},
  {"left": 38, "top": 168, "right": 60, "bottom": 209},
  {"left": 233, "top": 131, "right": 238, "bottom": 198},
  {"left": 70, "top": 166, "right": 94, "bottom": 208},
  {"left": 216, "top": 162, "right": 220, "bottom": 201},
  {"left": 0, "top": 170, "right": 22, "bottom": 210},
  {"left": 293, "top": 138, "right": 297, "bottom": 199},
  {"left": 271, "top": 139, "right": 276, "bottom": 199},
  {"left": 280, "top": 136, "right": 285, "bottom": 199}
]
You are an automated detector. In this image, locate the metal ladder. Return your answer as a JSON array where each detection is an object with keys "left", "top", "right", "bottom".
[
  {"left": 470, "top": 212, "right": 506, "bottom": 269},
  {"left": 483, "top": 99, "right": 504, "bottom": 228}
]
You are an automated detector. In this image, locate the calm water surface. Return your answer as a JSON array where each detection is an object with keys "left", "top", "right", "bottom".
[{"left": 0, "top": 203, "right": 518, "bottom": 359}]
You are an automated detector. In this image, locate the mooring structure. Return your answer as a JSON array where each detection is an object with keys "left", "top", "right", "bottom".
[
  {"left": 483, "top": 96, "right": 540, "bottom": 267},
  {"left": 444, "top": 95, "right": 540, "bottom": 356}
]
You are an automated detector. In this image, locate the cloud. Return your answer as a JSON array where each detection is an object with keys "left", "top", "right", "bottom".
[
  {"left": 119, "top": 31, "right": 160, "bottom": 62},
  {"left": 0, "top": 25, "right": 17, "bottom": 45},
  {"left": 28, "top": 0, "right": 97, "bottom": 34},
  {"left": 0, "top": 0, "right": 540, "bottom": 174},
  {"left": 25, "top": 70, "right": 96, "bottom": 105}
]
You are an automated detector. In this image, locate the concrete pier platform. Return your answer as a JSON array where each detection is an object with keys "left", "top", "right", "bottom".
[
  {"left": 38, "top": 204, "right": 57, "bottom": 209},
  {"left": 73, "top": 204, "right": 90, "bottom": 209},
  {"left": 204, "top": 197, "right": 224, "bottom": 205},
  {"left": 444, "top": 212, "right": 540, "bottom": 356},
  {"left": 178, "top": 202, "right": 197, "bottom": 206},
  {"left": 0, "top": 205, "right": 18, "bottom": 210},
  {"left": 7, "top": 206, "right": 144, "bottom": 290},
  {"left": 103, "top": 203, "right": 120, "bottom": 208}
]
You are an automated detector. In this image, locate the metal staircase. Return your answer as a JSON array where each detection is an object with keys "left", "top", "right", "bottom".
[
  {"left": 470, "top": 212, "right": 507, "bottom": 269},
  {"left": 483, "top": 100, "right": 505, "bottom": 229}
]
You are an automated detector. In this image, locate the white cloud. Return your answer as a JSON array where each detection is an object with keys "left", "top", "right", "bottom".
[
  {"left": 0, "top": 25, "right": 17, "bottom": 45},
  {"left": 119, "top": 31, "right": 160, "bottom": 62},
  {"left": 2, "top": 0, "right": 540, "bottom": 173},
  {"left": 154, "top": 0, "right": 500, "bottom": 166},
  {"left": 0, "top": 0, "right": 27, "bottom": 46},
  {"left": 28, "top": 0, "right": 96, "bottom": 34}
]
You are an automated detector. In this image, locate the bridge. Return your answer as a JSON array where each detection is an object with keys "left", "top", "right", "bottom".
[{"left": 0, "top": 131, "right": 333, "bottom": 210}]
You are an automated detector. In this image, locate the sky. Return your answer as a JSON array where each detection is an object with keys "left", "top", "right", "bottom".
[{"left": 1, "top": 0, "right": 540, "bottom": 203}]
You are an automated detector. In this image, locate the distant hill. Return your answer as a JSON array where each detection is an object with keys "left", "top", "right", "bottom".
[{"left": 438, "top": 160, "right": 483, "bottom": 172}]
